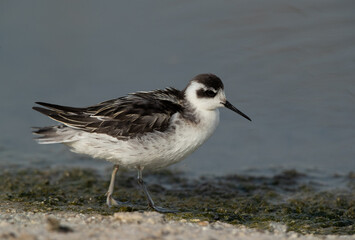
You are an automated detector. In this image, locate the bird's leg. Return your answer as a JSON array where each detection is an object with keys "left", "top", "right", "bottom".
[
  {"left": 105, "top": 164, "right": 121, "bottom": 207},
  {"left": 137, "top": 168, "right": 177, "bottom": 213}
]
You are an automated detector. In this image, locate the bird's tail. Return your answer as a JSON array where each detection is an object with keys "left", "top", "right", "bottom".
[{"left": 32, "top": 125, "right": 78, "bottom": 144}]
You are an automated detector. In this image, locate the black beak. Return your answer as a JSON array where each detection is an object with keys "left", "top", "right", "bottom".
[{"left": 223, "top": 101, "right": 251, "bottom": 121}]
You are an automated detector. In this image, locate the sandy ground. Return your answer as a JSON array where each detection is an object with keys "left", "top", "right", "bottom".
[
  {"left": 0, "top": 168, "right": 354, "bottom": 239},
  {"left": 1, "top": 209, "right": 354, "bottom": 240}
]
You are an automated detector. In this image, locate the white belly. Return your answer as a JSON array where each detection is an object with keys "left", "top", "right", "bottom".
[{"left": 67, "top": 110, "right": 220, "bottom": 169}]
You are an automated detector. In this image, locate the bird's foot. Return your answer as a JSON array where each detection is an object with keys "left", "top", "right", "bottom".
[
  {"left": 148, "top": 204, "right": 178, "bottom": 213},
  {"left": 106, "top": 193, "right": 132, "bottom": 208}
]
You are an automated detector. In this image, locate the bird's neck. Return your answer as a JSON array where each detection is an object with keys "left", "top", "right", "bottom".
[
  {"left": 198, "top": 108, "right": 220, "bottom": 128},
  {"left": 181, "top": 100, "right": 220, "bottom": 127}
]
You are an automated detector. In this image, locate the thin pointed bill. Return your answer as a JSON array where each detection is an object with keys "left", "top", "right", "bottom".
[{"left": 223, "top": 101, "right": 251, "bottom": 121}]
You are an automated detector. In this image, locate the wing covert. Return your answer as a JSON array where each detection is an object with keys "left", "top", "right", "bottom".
[{"left": 33, "top": 88, "right": 183, "bottom": 139}]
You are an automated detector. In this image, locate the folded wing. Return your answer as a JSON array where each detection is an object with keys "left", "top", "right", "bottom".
[{"left": 33, "top": 88, "right": 183, "bottom": 140}]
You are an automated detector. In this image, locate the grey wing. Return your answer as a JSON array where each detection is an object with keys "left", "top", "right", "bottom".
[{"left": 32, "top": 88, "right": 183, "bottom": 139}]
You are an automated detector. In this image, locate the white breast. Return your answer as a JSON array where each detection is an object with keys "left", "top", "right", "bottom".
[{"left": 144, "top": 108, "right": 220, "bottom": 168}]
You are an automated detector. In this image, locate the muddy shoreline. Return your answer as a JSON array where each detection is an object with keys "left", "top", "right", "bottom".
[{"left": 0, "top": 168, "right": 354, "bottom": 239}]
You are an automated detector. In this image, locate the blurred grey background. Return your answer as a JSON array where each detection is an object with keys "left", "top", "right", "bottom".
[{"left": 0, "top": 0, "right": 354, "bottom": 176}]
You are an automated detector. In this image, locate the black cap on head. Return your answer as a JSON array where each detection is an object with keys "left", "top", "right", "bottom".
[{"left": 193, "top": 73, "right": 224, "bottom": 91}]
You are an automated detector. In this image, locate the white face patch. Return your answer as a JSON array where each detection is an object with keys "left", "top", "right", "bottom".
[{"left": 185, "top": 81, "right": 226, "bottom": 111}]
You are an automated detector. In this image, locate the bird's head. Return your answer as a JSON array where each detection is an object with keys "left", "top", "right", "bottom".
[{"left": 184, "top": 73, "right": 251, "bottom": 121}]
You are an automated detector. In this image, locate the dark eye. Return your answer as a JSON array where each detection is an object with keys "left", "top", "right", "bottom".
[{"left": 205, "top": 90, "right": 216, "bottom": 97}]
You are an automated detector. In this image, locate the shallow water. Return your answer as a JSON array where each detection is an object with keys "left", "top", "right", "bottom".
[{"left": 0, "top": 1, "right": 354, "bottom": 178}]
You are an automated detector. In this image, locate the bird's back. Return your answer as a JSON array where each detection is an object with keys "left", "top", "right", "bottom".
[{"left": 33, "top": 87, "right": 184, "bottom": 142}]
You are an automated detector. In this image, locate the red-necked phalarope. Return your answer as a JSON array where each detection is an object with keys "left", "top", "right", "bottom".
[{"left": 33, "top": 73, "right": 251, "bottom": 212}]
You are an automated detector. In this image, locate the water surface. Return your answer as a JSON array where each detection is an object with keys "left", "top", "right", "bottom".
[{"left": 0, "top": 1, "right": 354, "bottom": 178}]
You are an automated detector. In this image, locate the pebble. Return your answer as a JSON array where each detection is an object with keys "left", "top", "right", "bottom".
[{"left": 0, "top": 210, "right": 354, "bottom": 240}]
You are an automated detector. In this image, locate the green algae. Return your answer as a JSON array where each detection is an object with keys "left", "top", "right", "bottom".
[{"left": 0, "top": 168, "right": 354, "bottom": 235}]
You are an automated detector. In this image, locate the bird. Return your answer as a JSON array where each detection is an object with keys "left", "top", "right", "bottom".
[{"left": 32, "top": 73, "right": 251, "bottom": 212}]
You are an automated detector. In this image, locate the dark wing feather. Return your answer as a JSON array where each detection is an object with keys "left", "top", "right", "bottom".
[
  {"left": 34, "top": 102, "right": 86, "bottom": 113},
  {"left": 33, "top": 88, "right": 183, "bottom": 139}
]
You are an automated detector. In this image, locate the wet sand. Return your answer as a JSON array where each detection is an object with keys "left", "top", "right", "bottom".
[{"left": 0, "top": 168, "right": 354, "bottom": 239}]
